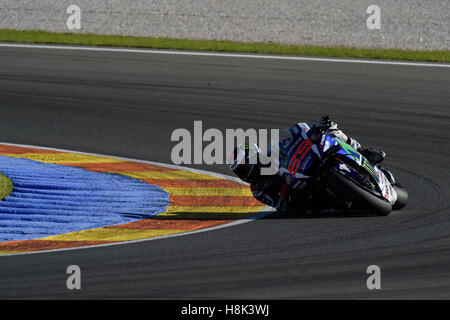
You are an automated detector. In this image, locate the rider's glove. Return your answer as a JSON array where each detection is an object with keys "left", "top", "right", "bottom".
[{"left": 313, "top": 115, "right": 332, "bottom": 132}]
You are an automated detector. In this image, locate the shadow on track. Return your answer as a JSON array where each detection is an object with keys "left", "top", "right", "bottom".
[
  {"left": 263, "top": 210, "right": 379, "bottom": 220},
  {"left": 136, "top": 209, "right": 379, "bottom": 222}
]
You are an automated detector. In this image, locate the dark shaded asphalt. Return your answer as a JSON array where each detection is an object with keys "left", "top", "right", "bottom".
[{"left": 0, "top": 46, "right": 449, "bottom": 299}]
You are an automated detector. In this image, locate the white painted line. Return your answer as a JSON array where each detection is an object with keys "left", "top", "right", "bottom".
[
  {"left": 0, "top": 142, "right": 275, "bottom": 257},
  {"left": 1, "top": 43, "right": 449, "bottom": 68}
]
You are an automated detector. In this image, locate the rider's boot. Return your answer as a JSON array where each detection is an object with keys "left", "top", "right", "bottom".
[{"left": 360, "top": 148, "right": 386, "bottom": 165}]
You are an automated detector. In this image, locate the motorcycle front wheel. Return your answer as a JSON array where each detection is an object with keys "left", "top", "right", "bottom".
[{"left": 326, "top": 169, "right": 392, "bottom": 216}]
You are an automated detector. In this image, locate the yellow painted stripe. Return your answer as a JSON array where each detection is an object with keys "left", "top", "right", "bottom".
[
  {"left": 0, "top": 250, "right": 24, "bottom": 255},
  {"left": 164, "top": 187, "right": 253, "bottom": 196},
  {"left": 163, "top": 205, "right": 264, "bottom": 214},
  {"left": 116, "top": 171, "right": 220, "bottom": 180},
  {"left": 41, "top": 228, "right": 185, "bottom": 242},
  {"left": 3, "top": 153, "right": 124, "bottom": 164},
  {"left": 159, "top": 212, "right": 258, "bottom": 220}
]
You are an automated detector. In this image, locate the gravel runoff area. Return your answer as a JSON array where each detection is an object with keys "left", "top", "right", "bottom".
[{"left": 0, "top": 0, "right": 448, "bottom": 51}]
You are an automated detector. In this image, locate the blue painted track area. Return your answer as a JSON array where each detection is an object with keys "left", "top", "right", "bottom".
[{"left": 0, "top": 156, "right": 170, "bottom": 241}]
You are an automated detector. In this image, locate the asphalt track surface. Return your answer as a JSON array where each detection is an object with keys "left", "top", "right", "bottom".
[{"left": 0, "top": 45, "right": 449, "bottom": 299}]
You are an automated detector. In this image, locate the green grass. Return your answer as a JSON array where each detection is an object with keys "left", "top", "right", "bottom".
[
  {"left": 0, "top": 172, "right": 12, "bottom": 201},
  {"left": 0, "top": 29, "right": 449, "bottom": 63}
]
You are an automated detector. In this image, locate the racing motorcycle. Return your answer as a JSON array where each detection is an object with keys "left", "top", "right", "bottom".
[{"left": 277, "top": 124, "right": 408, "bottom": 216}]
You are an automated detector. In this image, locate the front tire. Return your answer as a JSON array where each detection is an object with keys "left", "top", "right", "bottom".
[
  {"left": 326, "top": 170, "right": 392, "bottom": 216},
  {"left": 392, "top": 183, "right": 408, "bottom": 210}
]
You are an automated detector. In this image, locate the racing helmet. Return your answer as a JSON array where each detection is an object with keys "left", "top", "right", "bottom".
[{"left": 229, "top": 143, "right": 262, "bottom": 183}]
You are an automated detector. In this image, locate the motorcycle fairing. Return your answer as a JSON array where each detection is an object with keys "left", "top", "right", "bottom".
[{"left": 278, "top": 124, "right": 397, "bottom": 204}]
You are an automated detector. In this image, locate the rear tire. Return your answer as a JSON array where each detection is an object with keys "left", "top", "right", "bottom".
[
  {"left": 327, "top": 170, "right": 392, "bottom": 216},
  {"left": 392, "top": 183, "right": 408, "bottom": 210}
]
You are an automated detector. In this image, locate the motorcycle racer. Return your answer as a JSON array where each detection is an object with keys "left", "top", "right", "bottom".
[{"left": 229, "top": 115, "right": 386, "bottom": 213}]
